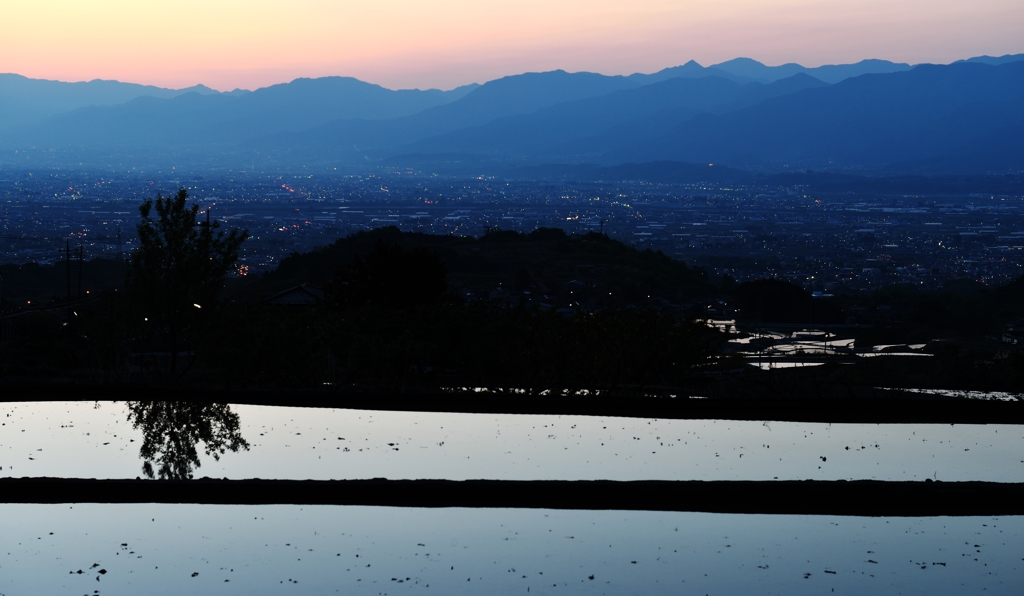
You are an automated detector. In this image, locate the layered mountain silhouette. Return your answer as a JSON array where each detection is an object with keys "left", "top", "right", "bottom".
[
  {"left": 3, "top": 77, "right": 477, "bottom": 148},
  {"left": 395, "top": 74, "right": 830, "bottom": 161},
  {"left": 607, "top": 60, "right": 1024, "bottom": 172},
  {"left": 0, "top": 74, "right": 222, "bottom": 130},
  {"left": 654, "top": 57, "right": 913, "bottom": 85},
  {"left": 2, "top": 54, "right": 1022, "bottom": 174}
]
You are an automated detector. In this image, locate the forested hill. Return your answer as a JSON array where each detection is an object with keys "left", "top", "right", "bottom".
[{"left": 238, "top": 226, "right": 713, "bottom": 307}]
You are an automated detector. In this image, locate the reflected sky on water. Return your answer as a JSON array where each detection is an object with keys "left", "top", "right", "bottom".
[
  {"left": 1, "top": 504, "right": 1020, "bottom": 595},
  {"left": 2, "top": 401, "right": 1022, "bottom": 482}
]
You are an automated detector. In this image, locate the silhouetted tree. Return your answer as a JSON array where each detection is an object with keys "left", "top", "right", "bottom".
[
  {"left": 736, "top": 279, "right": 843, "bottom": 324},
  {"left": 720, "top": 274, "right": 738, "bottom": 294},
  {"left": 529, "top": 227, "right": 567, "bottom": 241},
  {"left": 513, "top": 267, "right": 533, "bottom": 290},
  {"left": 481, "top": 229, "right": 522, "bottom": 242},
  {"left": 127, "top": 189, "right": 247, "bottom": 380},
  {"left": 126, "top": 401, "right": 249, "bottom": 479},
  {"left": 324, "top": 240, "right": 447, "bottom": 310}
]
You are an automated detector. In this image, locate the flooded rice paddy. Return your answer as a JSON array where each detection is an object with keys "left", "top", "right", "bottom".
[
  {"left": 2, "top": 399, "right": 1022, "bottom": 593},
  {"left": 1, "top": 401, "right": 1022, "bottom": 482},
  {"left": 2, "top": 504, "right": 1021, "bottom": 595}
]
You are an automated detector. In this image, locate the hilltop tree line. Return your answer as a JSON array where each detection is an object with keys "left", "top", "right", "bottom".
[
  {"left": 0, "top": 190, "right": 725, "bottom": 393},
  {"left": 2, "top": 190, "right": 1024, "bottom": 393}
]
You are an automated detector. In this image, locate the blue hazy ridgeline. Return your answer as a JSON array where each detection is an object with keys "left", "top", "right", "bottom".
[{"left": 1, "top": 55, "right": 1022, "bottom": 173}]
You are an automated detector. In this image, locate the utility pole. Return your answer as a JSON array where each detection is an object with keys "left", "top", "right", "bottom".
[
  {"left": 0, "top": 272, "right": 5, "bottom": 346},
  {"left": 64, "top": 239, "right": 72, "bottom": 322},
  {"left": 117, "top": 229, "right": 122, "bottom": 259},
  {"left": 77, "top": 243, "right": 84, "bottom": 300}
]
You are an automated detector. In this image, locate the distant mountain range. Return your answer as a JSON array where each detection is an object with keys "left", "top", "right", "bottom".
[
  {"left": 1, "top": 54, "right": 1022, "bottom": 175},
  {"left": 0, "top": 74, "right": 222, "bottom": 130},
  {"left": 637, "top": 57, "right": 912, "bottom": 85}
]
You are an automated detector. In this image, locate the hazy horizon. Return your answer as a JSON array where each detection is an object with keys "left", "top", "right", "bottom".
[
  {"left": 2, "top": 52, "right": 1020, "bottom": 94},
  {"left": 2, "top": 0, "right": 1022, "bottom": 92}
]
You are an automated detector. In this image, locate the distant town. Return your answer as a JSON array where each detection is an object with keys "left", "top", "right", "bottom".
[{"left": 3, "top": 168, "right": 1021, "bottom": 295}]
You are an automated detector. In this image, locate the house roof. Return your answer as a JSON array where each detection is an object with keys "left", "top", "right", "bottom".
[{"left": 264, "top": 283, "right": 324, "bottom": 306}]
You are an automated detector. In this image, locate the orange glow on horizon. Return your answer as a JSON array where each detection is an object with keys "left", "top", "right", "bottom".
[{"left": 1, "top": 0, "right": 1022, "bottom": 91}]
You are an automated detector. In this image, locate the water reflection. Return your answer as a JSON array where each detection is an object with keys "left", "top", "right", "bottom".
[
  {"left": 4, "top": 402, "right": 1021, "bottom": 483},
  {"left": 2, "top": 504, "right": 1022, "bottom": 595},
  {"left": 125, "top": 402, "right": 249, "bottom": 479}
]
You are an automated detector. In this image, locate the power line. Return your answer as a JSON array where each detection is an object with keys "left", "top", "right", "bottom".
[{"left": 0, "top": 234, "right": 94, "bottom": 241}]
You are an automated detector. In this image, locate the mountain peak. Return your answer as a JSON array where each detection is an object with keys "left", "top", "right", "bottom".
[
  {"left": 957, "top": 53, "right": 1024, "bottom": 66},
  {"left": 714, "top": 57, "right": 767, "bottom": 68},
  {"left": 178, "top": 84, "right": 219, "bottom": 95}
]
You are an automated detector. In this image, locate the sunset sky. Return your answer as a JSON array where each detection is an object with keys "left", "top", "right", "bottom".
[{"left": 2, "top": 0, "right": 1022, "bottom": 91}]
